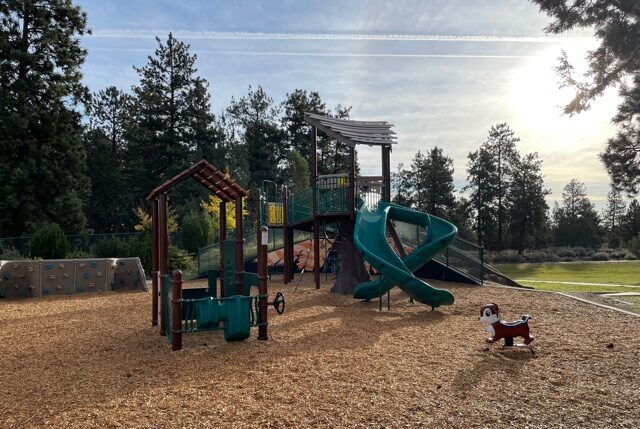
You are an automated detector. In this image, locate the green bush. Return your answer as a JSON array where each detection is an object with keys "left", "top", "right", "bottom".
[
  {"left": 588, "top": 252, "right": 609, "bottom": 261},
  {"left": 67, "top": 250, "right": 92, "bottom": 259},
  {"left": 629, "top": 236, "right": 640, "bottom": 259},
  {"left": 0, "top": 244, "right": 22, "bottom": 260},
  {"left": 94, "top": 238, "right": 129, "bottom": 258},
  {"left": 169, "top": 245, "right": 195, "bottom": 272},
  {"left": 126, "top": 234, "right": 151, "bottom": 274},
  {"left": 181, "top": 211, "right": 211, "bottom": 253},
  {"left": 30, "top": 224, "right": 70, "bottom": 259}
]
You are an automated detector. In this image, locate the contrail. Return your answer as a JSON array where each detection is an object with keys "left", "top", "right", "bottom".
[
  {"left": 90, "top": 47, "right": 534, "bottom": 59},
  {"left": 87, "top": 29, "right": 592, "bottom": 44}
]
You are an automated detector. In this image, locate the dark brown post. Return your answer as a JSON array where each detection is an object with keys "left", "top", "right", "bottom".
[
  {"left": 171, "top": 270, "right": 183, "bottom": 351},
  {"left": 219, "top": 200, "right": 227, "bottom": 297},
  {"left": 310, "top": 126, "right": 320, "bottom": 289},
  {"left": 282, "top": 186, "right": 290, "bottom": 284},
  {"left": 382, "top": 145, "right": 391, "bottom": 202},
  {"left": 348, "top": 146, "right": 356, "bottom": 217},
  {"left": 313, "top": 217, "right": 320, "bottom": 289},
  {"left": 235, "top": 196, "right": 244, "bottom": 295},
  {"left": 258, "top": 226, "right": 269, "bottom": 340},
  {"left": 151, "top": 198, "right": 159, "bottom": 326},
  {"left": 158, "top": 193, "right": 169, "bottom": 335}
]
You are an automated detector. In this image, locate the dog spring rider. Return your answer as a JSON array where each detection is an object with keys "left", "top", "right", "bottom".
[{"left": 479, "top": 303, "right": 534, "bottom": 347}]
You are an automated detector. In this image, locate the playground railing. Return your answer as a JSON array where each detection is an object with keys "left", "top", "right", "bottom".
[{"left": 287, "top": 186, "right": 314, "bottom": 224}]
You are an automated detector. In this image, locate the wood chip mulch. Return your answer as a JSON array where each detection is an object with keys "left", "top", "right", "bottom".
[{"left": 1, "top": 275, "right": 638, "bottom": 428}]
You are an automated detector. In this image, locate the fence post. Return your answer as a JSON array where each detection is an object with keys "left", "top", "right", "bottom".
[
  {"left": 480, "top": 246, "right": 484, "bottom": 285},
  {"left": 171, "top": 270, "right": 183, "bottom": 351},
  {"left": 258, "top": 226, "right": 269, "bottom": 340}
]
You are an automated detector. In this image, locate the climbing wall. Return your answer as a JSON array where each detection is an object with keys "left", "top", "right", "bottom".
[
  {"left": 41, "top": 260, "right": 76, "bottom": 295},
  {"left": 112, "top": 258, "right": 147, "bottom": 291},
  {"left": 75, "top": 259, "right": 109, "bottom": 293},
  {"left": 0, "top": 260, "right": 41, "bottom": 298}
]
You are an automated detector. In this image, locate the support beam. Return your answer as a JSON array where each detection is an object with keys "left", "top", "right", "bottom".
[
  {"left": 235, "top": 196, "right": 244, "bottom": 295},
  {"left": 258, "top": 226, "right": 269, "bottom": 340},
  {"left": 282, "top": 186, "right": 291, "bottom": 284},
  {"left": 171, "top": 270, "right": 183, "bottom": 351},
  {"left": 158, "top": 193, "right": 169, "bottom": 335},
  {"left": 313, "top": 217, "right": 320, "bottom": 289},
  {"left": 219, "top": 201, "right": 227, "bottom": 297},
  {"left": 382, "top": 145, "right": 391, "bottom": 202},
  {"left": 349, "top": 146, "right": 356, "bottom": 218},
  {"left": 151, "top": 198, "right": 159, "bottom": 326}
]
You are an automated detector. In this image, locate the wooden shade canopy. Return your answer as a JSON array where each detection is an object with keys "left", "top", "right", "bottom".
[
  {"left": 146, "top": 159, "right": 248, "bottom": 202},
  {"left": 148, "top": 159, "right": 248, "bottom": 330},
  {"left": 303, "top": 112, "right": 396, "bottom": 148}
]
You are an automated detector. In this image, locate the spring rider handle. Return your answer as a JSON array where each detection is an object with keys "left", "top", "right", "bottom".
[{"left": 271, "top": 291, "right": 285, "bottom": 315}]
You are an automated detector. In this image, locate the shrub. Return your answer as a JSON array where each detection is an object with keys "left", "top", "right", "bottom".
[
  {"left": 67, "top": 250, "right": 92, "bottom": 259},
  {"left": 30, "top": 224, "right": 69, "bottom": 259},
  {"left": 629, "top": 236, "right": 640, "bottom": 259},
  {"left": 95, "top": 238, "right": 129, "bottom": 258},
  {"left": 0, "top": 244, "right": 22, "bottom": 260},
  {"left": 169, "top": 245, "right": 194, "bottom": 272},
  {"left": 588, "top": 252, "right": 609, "bottom": 261},
  {"left": 181, "top": 211, "right": 211, "bottom": 253},
  {"left": 126, "top": 234, "right": 151, "bottom": 274}
]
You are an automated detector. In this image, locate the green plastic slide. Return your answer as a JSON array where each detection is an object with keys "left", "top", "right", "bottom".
[{"left": 353, "top": 202, "right": 456, "bottom": 308}]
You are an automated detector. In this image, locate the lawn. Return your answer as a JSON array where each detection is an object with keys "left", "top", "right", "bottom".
[{"left": 494, "top": 260, "right": 640, "bottom": 293}]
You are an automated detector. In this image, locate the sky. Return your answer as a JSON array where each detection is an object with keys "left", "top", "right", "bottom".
[{"left": 77, "top": 0, "right": 621, "bottom": 209}]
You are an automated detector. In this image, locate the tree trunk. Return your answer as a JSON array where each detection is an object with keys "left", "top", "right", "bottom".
[{"left": 330, "top": 219, "right": 372, "bottom": 294}]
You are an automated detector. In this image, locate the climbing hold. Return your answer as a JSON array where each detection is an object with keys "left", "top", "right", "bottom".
[
  {"left": 18, "top": 274, "right": 25, "bottom": 279},
  {"left": 4, "top": 274, "right": 11, "bottom": 280},
  {"left": 126, "top": 269, "right": 131, "bottom": 274},
  {"left": 89, "top": 282, "right": 95, "bottom": 288},
  {"left": 56, "top": 285, "right": 62, "bottom": 290},
  {"left": 49, "top": 274, "right": 56, "bottom": 280},
  {"left": 12, "top": 263, "right": 18, "bottom": 269},
  {"left": 63, "top": 273, "right": 70, "bottom": 278},
  {"left": 58, "top": 263, "right": 64, "bottom": 269},
  {"left": 97, "top": 272, "right": 102, "bottom": 277},
  {"left": 83, "top": 273, "right": 89, "bottom": 279},
  {"left": 79, "top": 263, "right": 86, "bottom": 268},
  {"left": 91, "top": 261, "right": 97, "bottom": 268},
  {"left": 27, "top": 267, "right": 34, "bottom": 272}
]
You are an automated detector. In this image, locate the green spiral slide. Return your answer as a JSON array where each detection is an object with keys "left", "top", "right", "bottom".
[{"left": 353, "top": 202, "right": 456, "bottom": 308}]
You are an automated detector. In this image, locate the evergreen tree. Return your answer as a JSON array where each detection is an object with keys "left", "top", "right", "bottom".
[
  {"left": 553, "top": 179, "right": 602, "bottom": 247},
  {"left": 227, "top": 85, "right": 285, "bottom": 188},
  {"left": 466, "top": 123, "right": 520, "bottom": 249},
  {"left": 621, "top": 199, "right": 640, "bottom": 240},
  {"left": 282, "top": 149, "right": 310, "bottom": 193},
  {"left": 508, "top": 153, "right": 550, "bottom": 253},
  {"left": 84, "top": 87, "right": 134, "bottom": 232},
  {"left": 391, "top": 163, "right": 415, "bottom": 207},
  {"left": 410, "top": 147, "right": 455, "bottom": 217},
  {"left": 126, "top": 33, "right": 215, "bottom": 209},
  {"left": 532, "top": 1, "right": 640, "bottom": 194},
  {"left": 0, "top": 0, "right": 90, "bottom": 235},
  {"left": 448, "top": 197, "right": 475, "bottom": 241},
  {"left": 602, "top": 186, "right": 627, "bottom": 247}
]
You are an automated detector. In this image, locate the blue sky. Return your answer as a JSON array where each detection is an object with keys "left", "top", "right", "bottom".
[{"left": 77, "top": 0, "right": 620, "bottom": 209}]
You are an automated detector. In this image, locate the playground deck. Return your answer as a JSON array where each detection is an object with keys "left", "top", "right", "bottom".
[{"left": 1, "top": 276, "right": 639, "bottom": 428}]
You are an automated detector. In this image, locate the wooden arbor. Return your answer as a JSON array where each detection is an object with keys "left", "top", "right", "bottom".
[
  {"left": 146, "top": 159, "right": 248, "bottom": 329},
  {"left": 283, "top": 113, "right": 397, "bottom": 290}
]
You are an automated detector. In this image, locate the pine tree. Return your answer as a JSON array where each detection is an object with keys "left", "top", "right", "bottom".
[
  {"left": 282, "top": 149, "right": 310, "bottom": 193},
  {"left": 602, "top": 186, "right": 627, "bottom": 247},
  {"left": 532, "top": 1, "right": 640, "bottom": 195},
  {"left": 620, "top": 199, "right": 640, "bottom": 240},
  {"left": 508, "top": 153, "right": 550, "bottom": 253},
  {"left": 227, "top": 85, "right": 285, "bottom": 188},
  {"left": 85, "top": 87, "right": 134, "bottom": 232},
  {"left": 0, "top": 0, "right": 91, "bottom": 235},
  {"left": 466, "top": 123, "right": 520, "bottom": 249},
  {"left": 391, "top": 163, "right": 415, "bottom": 207},
  {"left": 553, "top": 179, "right": 602, "bottom": 247},
  {"left": 410, "top": 147, "right": 455, "bottom": 217},
  {"left": 126, "top": 33, "right": 215, "bottom": 209}
]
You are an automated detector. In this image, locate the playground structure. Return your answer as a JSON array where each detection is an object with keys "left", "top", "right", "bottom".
[
  {"left": 0, "top": 257, "right": 146, "bottom": 298},
  {"left": 257, "top": 113, "right": 485, "bottom": 309},
  {"left": 147, "top": 161, "right": 285, "bottom": 350}
]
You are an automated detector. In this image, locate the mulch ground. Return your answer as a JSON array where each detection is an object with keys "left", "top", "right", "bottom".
[{"left": 1, "top": 275, "right": 639, "bottom": 428}]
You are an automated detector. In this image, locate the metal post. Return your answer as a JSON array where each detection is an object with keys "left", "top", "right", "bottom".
[
  {"left": 480, "top": 246, "right": 484, "bottom": 285},
  {"left": 349, "top": 146, "right": 355, "bottom": 217},
  {"left": 258, "top": 226, "right": 269, "bottom": 340},
  {"left": 219, "top": 201, "right": 227, "bottom": 297},
  {"left": 171, "top": 270, "right": 183, "bottom": 351},
  {"left": 158, "top": 193, "right": 169, "bottom": 335},
  {"left": 382, "top": 145, "right": 391, "bottom": 202},
  {"left": 282, "top": 186, "right": 290, "bottom": 284},
  {"left": 151, "top": 198, "right": 159, "bottom": 326},
  {"left": 235, "top": 196, "right": 244, "bottom": 295},
  {"left": 313, "top": 217, "right": 320, "bottom": 289}
]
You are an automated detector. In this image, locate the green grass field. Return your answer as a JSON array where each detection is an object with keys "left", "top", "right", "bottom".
[{"left": 494, "top": 260, "right": 640, "bottom": 293}]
